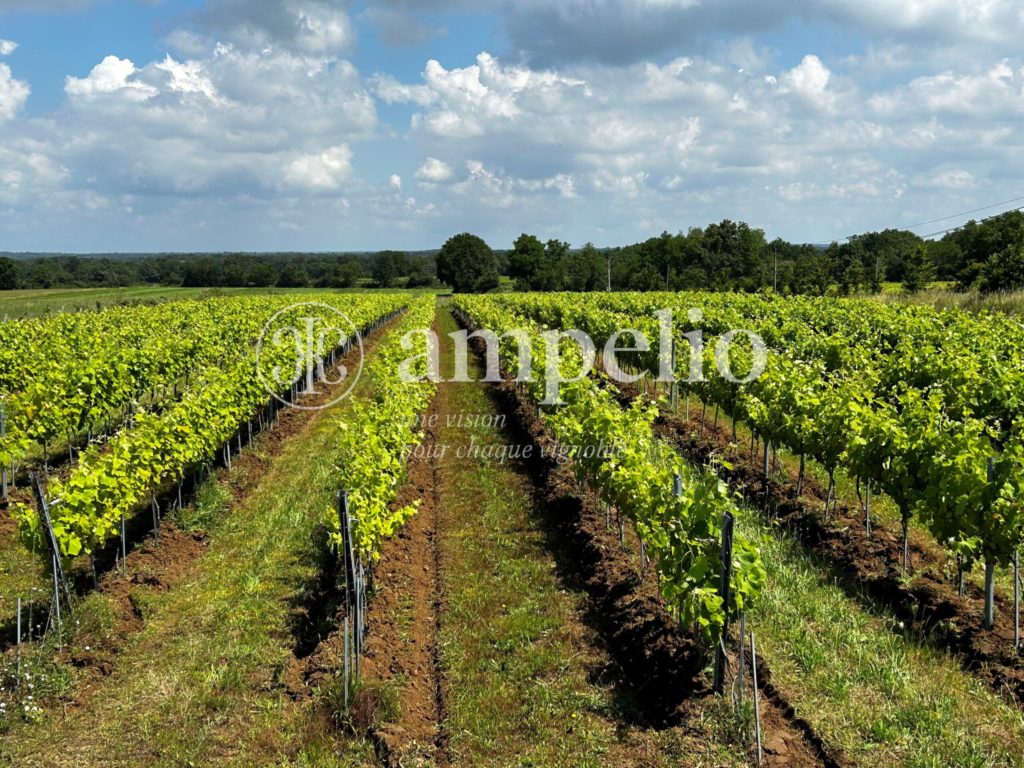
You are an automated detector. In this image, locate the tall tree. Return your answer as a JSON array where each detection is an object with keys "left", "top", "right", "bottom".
[
  {"left": 902, "top": 243, "right": 933, "bottom": 294},
  {"left": 0, "top": 257, "right": 19, "bottom": 290},
  {"left": 565, "top": 243, "right": 606, "bottom": 291},
  {"left": 508, "top": 233, "right": 545, "bottom": 289},
  {"left": 978, "top": 239, "right": 1024, "bottom": 294},
  {"left": 436, "top": 233, "right": 499, "bottom": 293},
  {"left": 406, "top": 255, "right": 438, "bottom": 287}
]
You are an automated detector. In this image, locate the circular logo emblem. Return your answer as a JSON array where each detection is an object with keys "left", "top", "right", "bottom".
[{"left": 255, "top": 302, "right": 364, "bottom": 411}]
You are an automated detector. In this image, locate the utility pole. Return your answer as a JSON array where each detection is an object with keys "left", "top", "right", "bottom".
[
  {"left": 606, "top": 252, "right": 612, "bottom": 292},
  {"left": 773, "top": 245, "right": 778, "bottom": 293}
]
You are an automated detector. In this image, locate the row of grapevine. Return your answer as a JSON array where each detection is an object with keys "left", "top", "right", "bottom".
[
  {"left": 491, "top": 291, "right": 1024, "bottom": 628},
  {"left": 326, "top": 296, "right": 438, "bottom": 561},
  {"left": 454, "top": 296, "right": 765, "bottom": 646},
  {"left": 12, "top": 294, "right": 407, "bottom": 562},
  {"left": 0, "top": 296, "right": 326, "bottom": 474}
]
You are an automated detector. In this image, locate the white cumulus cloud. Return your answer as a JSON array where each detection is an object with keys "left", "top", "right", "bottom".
[
  {"left": 29, "top": 45, "right": 377, "bottom": 203},
  {"left": 65, "top": 56, "right": 158, "bottom": 101},
  {"left": 780, "top": 54, "right": 837, "bottom": 111},
  {"left": 415, "top": 157, "right": 454, "bottom": 182},
  {"left": 913, "top": 169, "right": 977, "bottom": 189},
  {"left": 6, "top": 3, "right": 1024, "bottom": 252},
  {"left": 284, "top": 144, "right": 353, "bottom": 190},
  {"left": 502, "top": 0, "right": 1024, "bottom": 64},
  {"left": 0, "top": 62, "right": 30, "bottom": 120}
]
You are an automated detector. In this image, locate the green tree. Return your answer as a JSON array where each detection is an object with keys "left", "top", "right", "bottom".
[
  {"left": 0, "top": 257, "right": 19, "bottom": 290},
  {"left": 509, "top": 233, "right": 545, "bottom": 289},
  {"left": 276, "top": 258, "right": 309, "bottom": 288},
  {"left": 563, "top": 243, "right": 605, "bottom": 291},
  {"left": 947, "top": 211, "right": 1024, "bottom": 288},
  {"left": 406, "top": 255, "right": 438, "bottom": 288},
  {"left": 182, "top": 259, "right": 223, "bottom": 288},
  {"left": 978, "top": 239, "right": 1024, "bottom": 294},
  {"left": 436, "top": 233, "right": 499, "bottom": 293},
  {"left": 845, "top": 229, "right": 924, "bottom": 284},
  {"left": 927, "top": 239, "right": 963, "bottom": 282},
  {"left": 528, "top": 238, "right": 570, "bottom": 291},
  {"left": 902, "top": 243, "right": 933, "bottom": 294},
  {"left": 371, "top": 250, "right": 409, "bottom": 287},
  {"left": 249, "top": 261, "right": 279, "bottom": 287},
  {"left": 316, "top": 259, "right": 362, "bottom": 288}
]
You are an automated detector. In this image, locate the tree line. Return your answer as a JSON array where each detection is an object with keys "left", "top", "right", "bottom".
[
  {"left": 2, "top": 209, "right": 1023, "bottom": 295},
  {"left": 0, "top": 251, "right": 438, "bottom": 291},
  {"left": 496, "top": 210, "right": 1024, "bottom": 295}
]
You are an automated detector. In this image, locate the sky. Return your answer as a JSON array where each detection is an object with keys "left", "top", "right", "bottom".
[{"left": 0, "top": 1, "right": 1022, "bottom": 253}]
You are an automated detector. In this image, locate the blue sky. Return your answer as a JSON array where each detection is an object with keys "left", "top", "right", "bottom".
[{"left": 0, "top": 0, "right": 1022, "bottom": 252}]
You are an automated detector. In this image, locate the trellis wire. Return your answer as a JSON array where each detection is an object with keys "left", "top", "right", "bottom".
[
  {"left": 12, "top": 307, "right": 402, "bottom": 653},
  {"left": 31, "top": 474, "right": 71, "bottom": 646},
  {"left": 338, "top": 489, "right": 367, "bottom": 703},
  {"left": 15, "top": 596, "right": 22, "bottom": 680}
]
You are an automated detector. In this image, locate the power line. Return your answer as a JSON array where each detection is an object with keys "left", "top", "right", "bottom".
[
  {"left": 901, "top": 194, "right": 1024, "bottom": 230},
  {"left": 917, "top": 205, "right": 1024, "bottom": 240},
  {"left": 812, "top": 195, "right": 1024, "bottom": 246}
]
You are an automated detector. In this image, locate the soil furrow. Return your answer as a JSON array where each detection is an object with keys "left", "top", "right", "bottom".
[
  {"left": 452, "top": 309, "right": 832, "bottom": 767},
  {"left": 0, "top": 309, "right": 407, "bottom": 727},
  {"left": 352, "top": 369, "right": 449, "bottom": 765},
  {"left": 637, "top": 388, "right": 1024, "bottom": 706}
]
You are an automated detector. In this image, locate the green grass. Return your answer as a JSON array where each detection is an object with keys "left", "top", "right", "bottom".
[
  {"left": 876, "top": 281, "right": 955, "bottom": 295},
  {"left": 745, "top": 509, "right": 1024, "bottom": 767},
  {"left": 0, "top": 517, "right": 47, "bottom": 639},
  {"left": 7, "top": 283, "right": 1021, "bottom": 320},
  {"left": 0, "top": 336, "right": 392, "bottom": 767},
  {"left": 431, "top": 307, "right": 747, "bottom": 768},
  {"left": 870, "top": 285, "right": 1024, "bottom": 314},
  {"left": 675, "top": 394, "right": 1021, "bottom": 610},
  {"left": 656, "top": 393, "right": 1024, "bottom": 764},
  {"left": 0, "top": 286, "right": 220, "bottom": 318}
]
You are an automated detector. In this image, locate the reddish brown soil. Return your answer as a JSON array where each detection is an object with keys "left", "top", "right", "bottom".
[
  {"left": 485, "top": 375, "right": 835, "bottom": 768},
  {"left": 630, "top": 385, "right": 1024, "bottom": 707},
  {"left": 0, "top": 485, "right": 34, "bottom": 538},
  {"left": 63, "top": 525, "right": 208, "bottom": 709},
  {"left": 296, "top": 309, "right": 835, "bottom": 767},
  {"left": 0, "top": 499, "right": 17, "bottom": 537},
  {"left": 2, "top": 309, "right": 406, "bottom": 681},
  {"left": 350, "top": 387, "right": 447, "bottom": 763},
  {"left": 451, "top": 315, "right": 835, "bottom": 768},
  {"left": 753, "top": 657, "right": 849, "bottom": 768},
  {"left": 295, "top": 315, "right": 448, "bottom": 767}
]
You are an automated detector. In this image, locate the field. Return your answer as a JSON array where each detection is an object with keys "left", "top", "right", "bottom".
[
  {"left": 0, "top": 286, "right": 445, "bottom": 320},
  {"left": 872, "top": 284, "right": 1024, "bottom": 314},
  {"left": 1, "top": 288, "right": 1023, "bottom": 768},
  {"left": 0, "top": 286, "right": 239, "bottom": 319}
]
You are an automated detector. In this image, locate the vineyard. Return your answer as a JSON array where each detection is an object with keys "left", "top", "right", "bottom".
[
  {"left": 0, "top": 290, "right": 1023, "bottom": 767},
  {"left": 466, "top": 291, "right": 1024, "bottom": 632}
]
